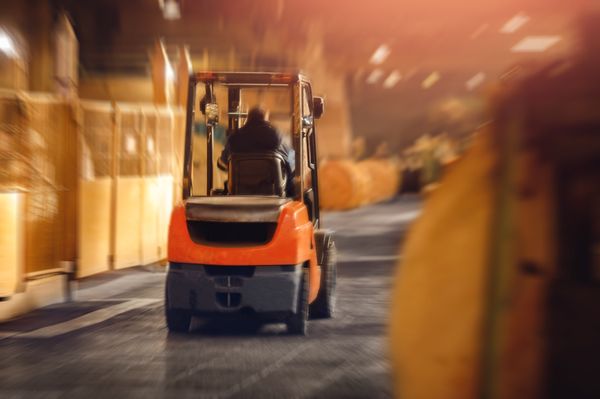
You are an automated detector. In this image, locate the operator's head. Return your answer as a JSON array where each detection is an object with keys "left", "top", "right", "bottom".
[{"left": 246, "top": 106, "right": 269, "bottom": 124}]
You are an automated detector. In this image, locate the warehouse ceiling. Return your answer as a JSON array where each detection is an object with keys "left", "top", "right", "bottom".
[{"left": 54, "top": 0, "right": 595, "bottom": 150}]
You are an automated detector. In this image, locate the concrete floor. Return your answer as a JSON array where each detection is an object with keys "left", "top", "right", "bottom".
[{"left": 0, "top": 197, "right": 420, "bottom": 399}]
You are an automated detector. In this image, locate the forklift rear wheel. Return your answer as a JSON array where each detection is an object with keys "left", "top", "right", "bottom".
[
  {"left": 310, "top": 241, "right": 337, "bottom": 319},
  {"left": 286, "top": 269, "right": 309, "bottom": 335},
  {"left": 165, "top": 290, "right": 192, "bottom": 333}
]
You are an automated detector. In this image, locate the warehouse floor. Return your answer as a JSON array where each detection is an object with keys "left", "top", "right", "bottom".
[{"left": 0, "top": 197, "right": 420, "bottom": 399}]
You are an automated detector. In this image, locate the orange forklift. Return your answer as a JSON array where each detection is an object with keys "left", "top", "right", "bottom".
[{"left": 165, "top": 72, "right": 336, "bottom": 335}]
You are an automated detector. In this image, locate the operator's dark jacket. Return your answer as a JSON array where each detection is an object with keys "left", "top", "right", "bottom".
[{"left": 218, "top": 119, "right": 296, "bottom": 192}]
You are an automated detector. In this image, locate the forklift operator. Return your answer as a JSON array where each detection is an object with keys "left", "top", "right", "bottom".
[{"left": 218, "top": 106, "right": 296, "bottom": 195}]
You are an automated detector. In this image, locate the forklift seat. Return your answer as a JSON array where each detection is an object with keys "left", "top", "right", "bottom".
[{"left": 228, "top": 152, "right": 287, "bottom": 196}]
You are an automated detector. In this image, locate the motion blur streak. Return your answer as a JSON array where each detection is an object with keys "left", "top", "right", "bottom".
[{"left": 0, "top": 1, "right": 598, "bottom": 398}]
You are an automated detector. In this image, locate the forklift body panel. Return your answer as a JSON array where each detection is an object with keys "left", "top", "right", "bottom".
[{"left": 166, "top": 71, "right": 334, "bottom": 332}]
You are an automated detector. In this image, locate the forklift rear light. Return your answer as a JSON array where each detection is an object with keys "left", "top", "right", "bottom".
[
  {"left": 197, "top": 71, "right": 216, "bottom": 80},
  {"left": 271, "top": 74, "right": 293, "bottom": 84}
]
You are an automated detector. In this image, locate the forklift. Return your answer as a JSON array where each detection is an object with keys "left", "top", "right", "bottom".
[{"left": 165, "top": 72, "right": 337, "bottom": 335}]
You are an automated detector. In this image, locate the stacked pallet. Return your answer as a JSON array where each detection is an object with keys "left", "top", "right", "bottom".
[
  {"left": 318, "top": 160, "right": 369, "bottom": 210},
  {"left": 318, "top": 157, "right": 400, "bottom": 211},
  {"left": 358, "top": 158, "right": 401, "bottom": 204}
]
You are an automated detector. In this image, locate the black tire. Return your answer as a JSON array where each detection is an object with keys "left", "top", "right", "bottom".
[
  {"left": 286, "top": 269, "right": 309, "bottom": 335},
  {"left": 165, "top": 288, "right": 192, "bottom": 333},
  {"left": 310, "top": 241, "right": 337, "bottom": 319}
]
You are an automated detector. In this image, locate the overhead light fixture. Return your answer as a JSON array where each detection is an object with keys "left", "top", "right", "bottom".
[
  {"left": 500, "top": 12, "right": 530, "bottom": 34},
  {"left": 499, "top": 65, "right": 522, "bottom": 82},
  {"left": 511, "top": 36, "right": 561, "bottom": 53},
  {"left": 162, "top": 0, "right": 181, "bottom": 20},
  {"left": 0, "top": 30, "right": 17, "bottom": 58},
  {"left": 466, "top": 72, "right": 486, "bottom": 91},
  {"left": 366, "top": 69, "right": 384, "bottom": 84},
  {"left": 383, "top": 70, "right": 402, "bottom": 88},
  {"left": 369, "top": 44, "right": 391, "bottom": 65},
  {"left": 421, "top": 71, "right": 441, "bottom": 89},
  {"left": 125, "top": 135, "right": 137, "bottom": 155},
  {"left": 166, "top": 63, "right": 175, "bottom": 81},
  {"left": 147, "top": 137, "right": 155, "bottom": 154}
]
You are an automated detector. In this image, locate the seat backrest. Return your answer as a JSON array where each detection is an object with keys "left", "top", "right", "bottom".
[{"left": 228, "top": 152, "right": 287, "bottom": 196}]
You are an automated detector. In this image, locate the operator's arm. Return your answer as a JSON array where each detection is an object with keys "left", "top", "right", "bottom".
[
  {"left": 217, "top": 142, "right": 230, "bottom": 171},
  {"left": 281, "top": 141, "right": 296, "bottom": 197},
  {"left": 278, "top": 133, "right": 295, "bottom": 174},
  {"left": 284, "top": 143, "right": 296, "bottom": 174}
]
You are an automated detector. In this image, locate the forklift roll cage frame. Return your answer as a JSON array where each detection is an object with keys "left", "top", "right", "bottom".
[{"left": 182, "top": 71, "right": 323, "bottom": 228}]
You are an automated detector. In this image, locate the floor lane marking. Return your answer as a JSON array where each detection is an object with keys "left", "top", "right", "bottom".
[
  {"left": 13, "top": 298, "right": 160, "bottom": 339},
  {"left": 0, "top": 332, "right": 18, "bottom": 340}
]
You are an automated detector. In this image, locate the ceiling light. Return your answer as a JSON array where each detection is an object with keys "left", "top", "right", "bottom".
[
  {"left": 466, "top": 72, "right": 486, "bottom": 91},
  {"left": 500, "top": 12, "right": 530, "bottom": 34},
  {"left": 369, "top": 44, "right": 391, "bottom": 65},
  {"left": 421, "top": 71, "right": 441, "bottom": 89},
  {"left": 163, "top": 0, "right": 181, "bottom": 20},
  {"left": 166, "top": 63, "right": 175, "bottom": 81},
  {"left": 499, "top": 65, "right": 522, "bottom": 81},
  {"left": 511, "top": 36, "right": 561, "bottom": 53},
  {"left": 125, "top": 135, "right": 137, "bottom": 154},
  {"left": 366, "top": 69, "right": 384, "bottom": 84},
  {"left": 0, "top": 31, "right": 17, "bottom": 58},
  {"left": 383, "top": 70, "right": 402, "bottom": 88}
]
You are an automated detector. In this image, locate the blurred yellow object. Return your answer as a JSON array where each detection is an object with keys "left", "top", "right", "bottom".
[
  {"left": 390, "top": 133, "right": 497, "bottom": 399},
  {"left": 78, "top": 178, "right": 112, "bottom": 277},
  {"left": 77, "top": 101, "right": 113, "bottom": 277},
  {"left": 358, "top": 158, "right": 400, "bottom": 204},
  {"left": 0, "top": 56, "right": 27, "bottom": 90},
  {"left": 318, "top": 159, "right": 369, "bottom": 210},
  {"left": 390, "top": 24, "right": 600, "bottom": 394},
  {"left": 319, "top": 157, "right": 401, "bottom": 210},
  {"left": 0, "top": 92, "right": 78, "bottom": 279},
  {"left": 114, "top": 177, "right": 143, "bottom": 269},
  {"left": 0, "top": 193, "right": 24, "bottom": 298},
  {"left": 140, "top": 177, "right": 164, "bottom": 265}
]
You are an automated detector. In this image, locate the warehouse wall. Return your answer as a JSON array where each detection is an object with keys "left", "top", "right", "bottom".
[
  {"left": 79, "top": 76, "right": 153, "bottom": 103},
  {"left": 293, "top": 24, "right": 353, "bottom": 160},
  {"left": 0, "top": 193, "right": 24, "bottom": 298},
  {"left": 0, "top": 90, "right": 77, "bottom": 321},
  {"left": 0, "top": 91, "right": 77, "bottom": 288},
  {"left": 78, "top": 101, "right": 183, "bottom": 277},
  {"left": 0, "top": 90, "right": 184, "bottom": 321}
]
